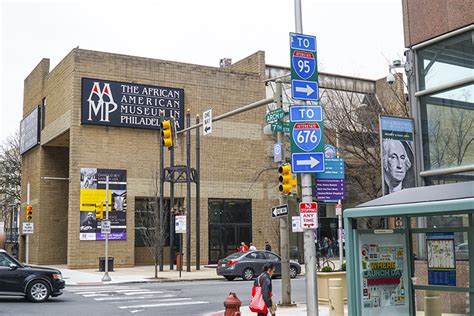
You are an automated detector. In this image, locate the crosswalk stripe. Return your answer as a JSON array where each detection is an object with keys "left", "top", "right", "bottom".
[
  {"left": 119, "top": 300, "right": 209, "bottom": 309},
  {"left": 66, "top": 286, "right": 131, "bottom": 291},
  {"left": 124, "top": 291, "right": 163, "bottom": 295},
  {"left": 95, "top": 294, "right": 175, "bottom": 301},
  {"left": 74, "top": 289, "right": 145, "bottom": 295}
]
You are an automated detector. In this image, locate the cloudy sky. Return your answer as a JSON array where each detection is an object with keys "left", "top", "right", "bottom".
[{"left": 0, "top": 0, "right": 405, "bottom": 143}]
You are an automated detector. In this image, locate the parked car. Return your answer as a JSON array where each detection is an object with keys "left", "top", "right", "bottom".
[
  {"left": 0, "top": 249, "right": 65, "bottom": 302},
  {"left": 216, "top": 250, "right": 301, "bottom": 281}
]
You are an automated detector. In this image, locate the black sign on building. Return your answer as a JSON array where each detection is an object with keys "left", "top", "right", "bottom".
[{"left": 81, "top": 78, "right": 184, "bottom": 131}]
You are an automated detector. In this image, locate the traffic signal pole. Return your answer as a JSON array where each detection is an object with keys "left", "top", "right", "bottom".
[
  {"left": 102, "top": 176, "right": 111, "bottom": 282},
  {"left": 276, "top": 80, "right": 292, "bottom": 306},
  {"left": 294, "top": 0, "right": 319, "bottom": 315}
]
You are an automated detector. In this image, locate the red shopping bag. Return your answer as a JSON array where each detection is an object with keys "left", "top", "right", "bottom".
[{"left": 249, "top": 275, "right": 267, "bottom": 313}]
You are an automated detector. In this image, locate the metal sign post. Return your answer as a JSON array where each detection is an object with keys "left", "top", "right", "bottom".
[
  {"left": 102, "top": 176, "right": 111, "bottom": 282},
  {"left": 25, "top": 182, "right": 30, "bottom": 265}
]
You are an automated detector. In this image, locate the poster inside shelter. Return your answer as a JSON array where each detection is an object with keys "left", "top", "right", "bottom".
[
  {"left": 427, "top": 233, "right": 456, "bottom": 286},
  {"left": 79, "top": 168, "right": 127, "bottom": 241}
]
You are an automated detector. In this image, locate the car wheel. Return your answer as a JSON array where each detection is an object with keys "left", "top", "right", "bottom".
[
  {"left": 242, "top": 268, "right": 255, "bottom": 281},
  {"left": 290, "top": 266, "right": 298, "bottom": 279},
  {"left": 225, "top": 276, "right": 236, "bottom": 281},
  {"left": 26, "top": 280, "right": 50, "bottom": 303}
]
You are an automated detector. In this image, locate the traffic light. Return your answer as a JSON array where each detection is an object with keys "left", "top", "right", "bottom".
[
  {"left": 161, "top": 119, "right": 173, "bottom": 148},
  {"left": 278, "top": 164, "right": 293, "bottom": 194},
  {"left": 26, "top": 205, "right": 33, "bottom": 221},
  {"left": 95, "top": 202, "right": 104, "bottom": 220}
]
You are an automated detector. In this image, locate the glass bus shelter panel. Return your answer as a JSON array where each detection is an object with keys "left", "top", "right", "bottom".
[
  {"left": 415, "top": 290, "right": 470, "bottom": 315},
  {"left": 412, "top": 232, "right": 469, "bottom": 287},
  {"left": 411, "top": 214, "right": 470, "bottom": 228},
  {"left": 358, "top": 232, "right": 410, "bottom": 315}
]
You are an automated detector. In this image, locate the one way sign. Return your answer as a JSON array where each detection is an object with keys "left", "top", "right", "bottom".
[
  {"left": 272, "top": 204, "right": 289, "bottom": 218},
  {"left": 203, "top": 109, "right": 212, "bottom": 136}
]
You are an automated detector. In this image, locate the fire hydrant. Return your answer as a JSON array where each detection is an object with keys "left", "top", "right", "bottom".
[{"left": 224, "top": 292, "right": 241, "bottom": 316}]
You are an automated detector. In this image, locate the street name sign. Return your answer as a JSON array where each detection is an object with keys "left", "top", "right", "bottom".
[
  {"left": 272, "top": 204, "right": 289, "bottom": 218},
  {"left": 291, "top": 152, "right": 325, "bottom": 173},
  {"left": 299, "top": 202, "right": 318, "bottom": 229},
  {"left": 101, "top": 220, "right": 111, "bottom": 234},
  {"left": 290, "top": 33, "right": 318, "bottom": 101},
  {"left": 175, "top": 215, "right": 186, "bottom": 234},
  {"left": 290, "top": 105, "right": 322, "bottom": 122},
  {"left": 23, "top": 222, "right": 34, "bottom": 234},
  {"left": 266, "top": 108, "right": 285, "bottom": 124},
  {"left": 271, "top": 121, "right": 290, "bottom": 134},
  {"left": 203, "top": 109, "right": 212, "bottom": 136}
]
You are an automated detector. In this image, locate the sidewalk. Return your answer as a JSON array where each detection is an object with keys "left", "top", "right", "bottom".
[
  {"left": 210, "top": 304, "right": 348, "bottom": 316},
  {"left": 53, "top": 265, "right": 222, "bottom": 285}
]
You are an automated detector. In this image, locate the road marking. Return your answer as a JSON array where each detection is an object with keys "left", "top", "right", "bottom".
[
  {"left": 124, "top": 291, "right": 163, "bottom": 295},
  {"left": 130, "top": 310, "right": 144, "bottom": 314},
  {"left": 95, "top": 294, "right": 175, "bottom": 301},
  {"left": 119, "top": 300, "right": 208, "bottom": 309},
  {"left": 74, "top": 289, "right": 145, "bottom": 295}
]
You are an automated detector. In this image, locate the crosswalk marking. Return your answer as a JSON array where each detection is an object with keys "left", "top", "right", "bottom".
[
  {"left": 95, "top": 294, "right": 175, "bottom": 301},
  {"left": 119, "top": 300, "right": 209, "bottom": 309}
]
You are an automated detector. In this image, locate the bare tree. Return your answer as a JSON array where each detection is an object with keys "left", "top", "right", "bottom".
[
  {"left": 136, "top": 171, "right": 168, "bottom": 278},
  {"left": 0, "top": 131, "right": 21, "bottom": 221}
]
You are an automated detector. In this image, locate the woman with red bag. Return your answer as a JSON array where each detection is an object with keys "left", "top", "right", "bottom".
[{"left": 249, "top": 263, "right": 277, "bottom": 316}]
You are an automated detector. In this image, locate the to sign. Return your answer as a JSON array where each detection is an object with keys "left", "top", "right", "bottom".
[
  {"left": 23, "top": 222, "right": 34, "bottom": 234},
  {"left": 175, "top": 215, "right": 186, "bottom": 234},
  {"left": 299, "top": 202, "right": 318, "bottom": 229},
  {"left": 290, "top": 33, "right": 318, "bottom": 101},
  {"left": 203, "top": 109, "right": 212, "bottom": 136},
  {"left": 272, "top": 204, "right": 289, "bottom": 218},
  {"left": 290, "top": 105, "right": 322, "bottom": 122},
  {"left": 101, "top": 220, "right": 111, "bottom": 234}
]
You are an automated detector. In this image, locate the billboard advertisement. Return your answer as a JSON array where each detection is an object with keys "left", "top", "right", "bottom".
[
  {"left": 379, "top": 116, "right": 415, "bottom": 195},
  {"left": 81, "top": 78, "right": 184, "bottom": 131},
  {"left": 20, "top": 107, "right": 40, "bottom": 154},
  {"left": 79, "top": 168, "right": 127, "bottom": 241}
]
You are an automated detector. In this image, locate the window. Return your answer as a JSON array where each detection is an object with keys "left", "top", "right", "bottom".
[
  {"left": 41, "top": 97, "right": 46, "bottom": 130},
  {"left": 0, "top": 253, "right": 15, "bottom": 267},
  {"left": 265, "top": 253, "right": 280, "bottom": 262}
]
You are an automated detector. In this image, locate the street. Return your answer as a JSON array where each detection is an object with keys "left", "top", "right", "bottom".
[{"left": 0, "top": 277, "right": 307, "bottom": 315}]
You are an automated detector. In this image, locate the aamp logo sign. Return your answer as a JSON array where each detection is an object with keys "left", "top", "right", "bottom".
[{"left": 87, "top": 82, "right": 118, "bottom": 122}]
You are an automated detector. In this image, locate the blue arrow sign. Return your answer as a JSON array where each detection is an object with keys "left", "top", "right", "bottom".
[
  {"left": 291, "top": 80, "right": 319, "bottom": 101},
  {"left": 290, "top": 33, "right": 317, "bottom": 51},
  {"left": 290, "top": 105, "right": 322, "bottom": 122},
  {"left": 291, "top": 152, "right": 325, "bottom": 173}
]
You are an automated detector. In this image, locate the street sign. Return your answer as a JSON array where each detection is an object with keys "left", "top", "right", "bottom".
[
  {"left": 290, "top": 33, "right": 316, "bottom": 51},
  {"left": 292, "top": 122, "right": 323, "bottom": 152},
  {"left": 101, "top": 220, "right": 111, "bottom": 234},
  {"left": 203, "top": 109, "right": 212, "bottom": 136},
  {"left": 336, "top": 204, "right": 342, "bottom": 216},
  {"left": 272, "top": 204, "right": 289, "bottom": 218},
  {"left": 292, "top": 216, "right": 303, "bottom": 232},
  {"left": 291, "top": 80, "right": 319, "bottom": 101},
  {"left": 291, "top": 152, "right": 325, "bottom": 173},
  {"left": 290, "top": 105, "right": 322, "bottom": 122},
  {"left": 274, "top": 143, "right": 283, "bottom": 163},
  {"left": 266, "top": 108, "right": 285, "bottom": 124},
  {"left": 22, "top": 222, "right": 34, "bottom": 234},
  {"left": 324, "top": 144, "right": 337, "bottom": 159},
  {"left": 299, "top": 202, "right": 318, "bottom": 229},
  {"left": 315, "top": 179, "right": 345, "bottom": 201},
  {"left": 271, "top": 121, "right": 290, "bottom": 134},
  {"left": 175, "top": 215, "right": 186, "bottom": 234},
  {"left": 315, "top": 158, "right": 344, "bottom": 179}
]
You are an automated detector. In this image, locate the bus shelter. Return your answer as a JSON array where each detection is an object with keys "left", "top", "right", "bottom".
[{"left": 344, "top": 182, "right": 474, "bottom": 315}]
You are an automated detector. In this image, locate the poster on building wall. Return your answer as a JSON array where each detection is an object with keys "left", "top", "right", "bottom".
[
  {"left": 79, "top": 168, "right": 127, "bottom": 241},
  {"left": 360, "top": 242, "right": 407, "bottom": 311},
  {"left": 19, "top": 107, "right": 40, "bottom": 154},
  {"left": 427, "top": 232, "right": 456, "bottom": 286},
  {"left": 81, "top": 78, "right": 184, "bottom": 131},
  {"left": 379, "top": 116, "right": 415, "bottom": 195}
]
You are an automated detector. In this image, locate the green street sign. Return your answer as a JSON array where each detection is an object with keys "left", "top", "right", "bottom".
[
  {"left": 266, "top": 108, "right": 285, "bottom": 124},
  {"left": 290, "top": 120, "right": 325, "bottom": 154},
  {"left": 271, "top": 121, "right": 290, "bottom": 134}
]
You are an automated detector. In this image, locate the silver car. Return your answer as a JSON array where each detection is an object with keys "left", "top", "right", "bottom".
[{"left": 216, "top": 250, "right": 301, "bottom": 281}]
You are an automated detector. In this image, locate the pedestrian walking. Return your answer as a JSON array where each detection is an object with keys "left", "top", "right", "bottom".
[
  {"left": 249, "top": 263, "right": 277, "bottom": 316},
  {"left": 237, "top": 242, "right": 249, "bottom": 252},
  {"left": 249, "top": 242, "right": 257, "bottom": 251},
  {"left": 265, "top": 241, "right": 272, "bottom": 252},
  {"left": 328, "top": 238, "right": 334, "bottom": 257}
]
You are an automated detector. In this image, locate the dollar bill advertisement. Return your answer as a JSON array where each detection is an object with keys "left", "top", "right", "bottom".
[{"left": 79, "top": 168, "right": 127, "bottom": 241}]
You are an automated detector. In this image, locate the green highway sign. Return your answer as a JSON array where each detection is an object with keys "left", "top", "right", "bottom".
[
  {"left": 266, "top": 108, "right": 286, "bottom": 124},
  {"left": 290, "top": 120, "right": 325, "bottom": 154},
  {"left": 271, "top": 121, "right": 290, "bottom": 134}
]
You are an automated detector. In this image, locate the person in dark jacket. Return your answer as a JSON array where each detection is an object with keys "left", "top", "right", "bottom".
[
  {"left": 254, "top": 263, "right": 277, "bottom": 316},
  {"left": 265, "top": 241, "right": 272, "bottom": 252}
]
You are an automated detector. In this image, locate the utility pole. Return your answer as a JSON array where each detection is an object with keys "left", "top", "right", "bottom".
[
  {"left": 336, "top": 129, "right": 343, "bottom": 266},
  {"left": 195, "top": 115, "right": 201, "bottom": 270},
  {"left": 169, "top": 143, "right": 175, "bottom": 270},
  {"left": 276, "top": 80, "right": 292, "bottom": 305},
  {"left": 25, "top": 182, "right": 30, "bottom": 264},
  {"left": 294, "top": 0, "right": 319, "bottom": 315},
  {"left": 186, "top": 110, "right": 191, "bottom": 272},
  {"left": 102, "top": 175, "right": 111, "bottom": 282},
  {"left": 159, "top": 128, "right": 165, "bottom": 272}
]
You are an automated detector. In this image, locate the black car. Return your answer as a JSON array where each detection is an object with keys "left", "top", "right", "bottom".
[
  {"left": 216, "top": 250, "right": 302, "bottom": 281},
  {"left": 0, "top": 249, "right": 65, "bottom": 302}
]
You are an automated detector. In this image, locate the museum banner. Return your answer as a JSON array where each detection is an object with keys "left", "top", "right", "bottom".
[
  {"left": 81, "top": 78, "right": 184, "bottom": 131},
  {"left": 379, "top": 115, "right": 415, "bottom": 195},
  {"left": 79, "top": 168, "right": 127, "bottom": 241}
]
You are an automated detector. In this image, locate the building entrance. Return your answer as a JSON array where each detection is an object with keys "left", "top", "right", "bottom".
[{"left": 208, "top": 199, "right": 252, "bottom": 264}]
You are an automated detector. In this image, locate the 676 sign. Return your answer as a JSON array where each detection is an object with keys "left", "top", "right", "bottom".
[{"left": 291, "top": 121, "right": 325, "bottom": 154}]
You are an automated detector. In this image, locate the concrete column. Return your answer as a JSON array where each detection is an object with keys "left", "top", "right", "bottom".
[
  {"left": 424, "top": 291, "right": 441, "bottom": 316},
  {"left": 328, "top": 278, "right": 344, "bottom": 316}
]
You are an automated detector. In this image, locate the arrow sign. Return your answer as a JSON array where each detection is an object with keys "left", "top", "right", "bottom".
[
  {"left": 203, "top": 109, "right": 212, "bottom": 136},
  {"left": 296, "top": 156, "right": 320, "bottom": 168},
  {"left": 295, "top": 84, "right": 314, "bottom": 95},
  {"left": 272, "top": 204, "right": 289, "bottom": 218},
  {"left": 291, "top": 80, "right": 319, "bottom": 101},
  {"left": 292, "top": 152, "right": 325, "bottom": 173}
]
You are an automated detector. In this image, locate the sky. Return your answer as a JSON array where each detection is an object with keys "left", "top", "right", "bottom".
[{"left": 0, "top": 0, "right": 406, "bottom": 143}]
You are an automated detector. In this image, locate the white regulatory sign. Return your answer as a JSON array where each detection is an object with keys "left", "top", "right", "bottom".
[
  {"left": 175, "top": 215, "right": 186, "bottom": 234},
  {"left": 203, "top": 109, "right": 212, "bottom": 136},
  {"left": 101, "top": 220, "right": 111, "bottom": 234},
  {"left": 292, "top": 216, "right": 303, "bottom": 232},
  {"left": 23, "top": 222, "right": 34, "bottom": 234}
]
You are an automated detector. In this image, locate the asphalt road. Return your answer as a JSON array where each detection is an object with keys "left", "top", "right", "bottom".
[{"left": 0, "top": 277, "right": 307, "bottom": 316}]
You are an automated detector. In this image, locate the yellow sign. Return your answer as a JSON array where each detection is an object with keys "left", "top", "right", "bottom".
[{"left": 80, "top": 189, "right": 112, "bottom": 211}]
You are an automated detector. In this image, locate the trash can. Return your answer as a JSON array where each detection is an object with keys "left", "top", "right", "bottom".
[{"left": 99, "top": 257, "right": 114, "bottom": 272}]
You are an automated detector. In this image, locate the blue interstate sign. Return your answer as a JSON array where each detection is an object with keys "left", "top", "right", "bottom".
[
  {"left": 290, "top": 33, "right": 317, "bottom": 51},
  {"left": 290, "top": 105, "right": 322, "bottom": 122},
  {"left": 291, "top": 80, "right": 319, "bottom": 101},
  {"left": 292, "top": 50, "right": 316, "bottom": 80},
  {"left": 292, "top": 152, "right": 325, "bottom": 173},
  {"left": 292, "top": 122, "right": 322, "bottom": 152}
]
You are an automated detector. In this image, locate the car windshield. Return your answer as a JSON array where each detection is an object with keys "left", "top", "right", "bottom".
[{"left": 224, "top": 252, "right": 244, "bottom": 260}]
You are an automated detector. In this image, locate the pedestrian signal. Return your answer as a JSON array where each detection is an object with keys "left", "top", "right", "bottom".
[{"left": 161, "top": 120, "right": 173, "bottom": 148}]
